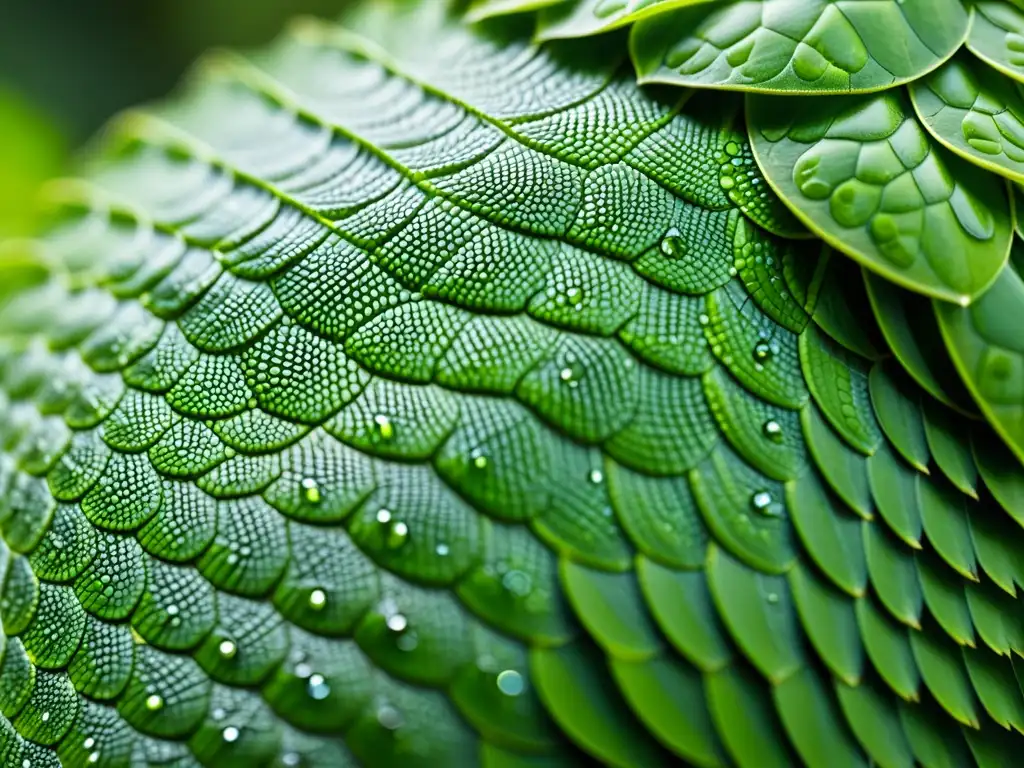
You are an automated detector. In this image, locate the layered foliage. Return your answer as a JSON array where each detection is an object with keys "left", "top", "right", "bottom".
[{"left": 3, "top": 1, "right": 1024, "bottom": 766}]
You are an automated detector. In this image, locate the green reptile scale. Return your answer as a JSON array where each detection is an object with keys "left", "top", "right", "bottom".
[{"left": 3, "top": 0, "right": 1024, "bottom": 765}]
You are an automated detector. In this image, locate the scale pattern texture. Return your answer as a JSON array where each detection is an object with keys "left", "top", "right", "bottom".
[{"left": 3, "top": 1, "right": 1024, "bottom": 766}]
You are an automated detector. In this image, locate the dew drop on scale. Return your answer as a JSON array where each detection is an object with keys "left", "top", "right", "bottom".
[
  {"left": 659, "top": 227, "right": 688, "bottom": 260},
  {"left": 373, "top": 413, "right": 394, "bottom": 441},
  {"left": 308, "top": 589, "right": 327, "bottom": 611},
  {"left": 300, "top": 477, "right": 321, "bottom": 505},
  {"left": 753, "top": 342, "right": 773, "bottom": 365},
  {"left": 762, "top": 420, "right": 784, "bottom": 443},
  {"left": 307, "top": 673, "right": 331, "bottom": 700},
  {"left": 496, "top": 669, "right": 525, "bottom": 697}
]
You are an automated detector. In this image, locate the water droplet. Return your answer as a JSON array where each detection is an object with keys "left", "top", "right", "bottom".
[
  {"left": 698, "top": 313, "right": 710, "bottom": 326},
  {"left": 751, "top": 491, "right": 773, "bottom": 510},
  {"left": 222, "top": 726, "right": 240, "bottom": 743},
  {"left": 767, "top": 592, "right": 780, "bottom": 604},
  {"left": 212, "top": 707, "right": 227, "bottom": 721},
  {"left": 762, "top": 420, "right": 784, "bottom": 443},
  {"left": 377, "top": 705, "right": 404, "bottom": 731},
  {"left": 753, "top": 342, "right": 773, "bottom": 364},
  {"left": 282, "top": 753, "right": 302, "bottom": 767},
  {"left": 435, "top": 543, "right": 450, "bottom": 556},
  {"left": 471, "top": 449, "right": 488, "bottom": 469},
  {"left": 387, "top": 613, "right": 408, "bottom": 633},
  {"left": 87, "top": 753, "right": 100, "bottom": 765},
  {"left": 40, "top": 711, "right": 49, "bottom": 723},
  {"left": 294, "top": 662, "right": 313, "bottom": 679},
  {"left": 497, "top": 669, "right": 525, "bottom": 697},
  {"left": 660, "top": 228, "right": 688, "bottom": 259},
  {"left": 589, "top": 469, "right": 604, "bottom": 484},
  {"left": 560, "top": 367, "right": 574, "bottom": 382},
  {"left": 166, "top": 605, "right": 179, "bottom": 616},
  {"left": 502, "top": 570, "right": 533, "bottom": 597},
  {"left": 83, "top": 738, "right": 96, "bottom": 750},
  {"left": 374, "top": 414, "right": 394, "bottom": 440},
  {"left": 219, "top": 640, "right": 237, "bottom": 659},
  {"left": 308, "top": 589, "right": 327, "bottom": 610},
  {"left": 307, "top": 674, "right": 330, "bottom": 700},
  {"left": 386, "top": 521, "right": 409, "bottom": 549},
  {"left": 301, "top": 477, "right": 321, "bottom": 504},
  {"left": 376, "top": 508, "right": 392, "bottom": 524},
  {"left": 145, "top": 695, "right": 163, "bottom": 711}
]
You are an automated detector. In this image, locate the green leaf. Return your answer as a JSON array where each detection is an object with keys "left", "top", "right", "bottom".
[
  {"left": 863, "top": 270, "right": 977, "bottom": 412},
  {"left": 786, "top": 471, "right": 867, "bottom": 597},
  {"left": 869, "top": 361, "right": 931, "bottom": 474},
  {"left": 917, "top": 554, "right": 976, "bottom": 647},
  {"left": 968, "top": 504, "right": 1022, "bottom": 595},
  {"left": 864, "top": 521, "right": 923, "bottom": 629},
  {"left": 531, "top": 643, "right": 669, "bottom": 767},
  {"left": 918, "top": 476, "right": 979, "bottom": 581},
  {"left": 537, "top": 0, "right": 707, "bottom": 40},
  {"left": 561, "top": 560, "right": 662, "bottom": 661},
  {"left": 749, "top": 91, "right": 1012, "bottom": 303},
  {"left": 965, "top": 581, "right": 1023, "bottom": 656},
  {"left": 609, "top": 656, "right": 728, "bottom": 768},
  {"left": 909, "top": 628, "right": 980, "bottom": 728},
  {"left": 801, "top": 405, "right": 873, "bottom": 520},
  {"left": 690, "top": 444, "right": 796, "bottom": 574},
  {"left": 835, "top": 677, "right": 915, "bottom": 768},
  {"left": 968, "top": 2, "right": 1024, "bottom": 83},
  {"left": 856, "top": 597, "right": 921, "bottom": 701},
  {"left": 631, "top": 0, "right": 968, "bottom": 93},
  {"left": 636, "top": 558, "right": 733, "bottom": 672},
  {"left": 788, "top": 562, "right": 864, "bottom": 686},
  {"left": 867, "top": 444, "right": 924, "bottom": 549},
  {"left": 800, "top": 324, "right": 882, "bottom": 455},
  {"left": 973, "top": 432, "right": 1024, "bottom": 526},
  {"left": 773, "top": 667, "right": 869, "bottom": 768},
  {"left": 900, "top": 700, "right": 972, "bottom": 768},
  {"left": 922, "top": 401, "right": 979, "bottom": 499},
  {"left": 936, "top": 254, "right": 1024, "bottom": 463},
  {"left": 467, "top": 0, "right": 566, "bottom": 22},
  {"left": 704, "top": 664, "right": 797, "bottom": 768},
  {"left": 911, "top": 52, "right": 1024, "bottom": 183},
  {"left": 706, "top": 544, "right": 804, "bottom": 683}
]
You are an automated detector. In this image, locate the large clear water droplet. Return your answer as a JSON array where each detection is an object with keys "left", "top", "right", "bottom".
[
  {"left": 218, "top": 640, "right": 237, "bottom": 659},
  {"left": 222, "top": 726, "right": 240, "bottom": 743},
  {"left": 307, "top": 674, "right": 331, "bottom": 701},
  {"left": 308, "top": 589, "right": 327, "bottom": 611},
  {"left": 660, "top": 227, "right": 688, "bottom": 259},
  {"left": 762, "top": 420, "right": 784, "bottom": 443},
  {"left": 386, "top": 521, "right": 409, "bottom": 549},
  {"left": 374, "top": 414, "right": 394, "bottom": 441},
  {"left": 496, "top": 669, "right": 525, "bottom": 696},
  {"left": 300, "top": 477, "right": 321, "bottom": 505}
]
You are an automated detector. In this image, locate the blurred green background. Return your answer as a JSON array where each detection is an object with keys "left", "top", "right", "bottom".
[{"left": 0, "top": 0, "right": 353, "bottom": 236}]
